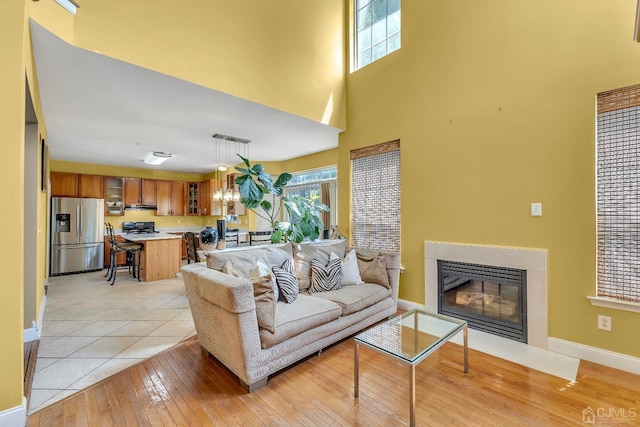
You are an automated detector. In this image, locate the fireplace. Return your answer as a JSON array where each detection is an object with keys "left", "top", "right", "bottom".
[
  {"left": 438, "top": 260, "right": 527, "bottom": 343},
  {"left": 425, "top": 242, "right": 548, "bottom": 350}
]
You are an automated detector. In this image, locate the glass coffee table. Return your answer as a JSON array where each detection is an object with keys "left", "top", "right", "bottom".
[{"left": 354, "top": 309, "right": 468, "bottom": 426}]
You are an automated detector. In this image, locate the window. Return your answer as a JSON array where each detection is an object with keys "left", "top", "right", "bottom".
[
  {"left": 355, "top": 0, "right": 401, "bottom": 70},
  {"left": 596, "top": 84, "right": 640, "bottom": 303},
  {"left": 350, "top": 140, "right": 400, "bottom": 251},
  {"left": 284, "top": 166, "right": 338, "bottom": 230}
]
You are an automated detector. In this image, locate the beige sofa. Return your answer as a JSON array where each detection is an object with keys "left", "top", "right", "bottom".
[{"left": 181, "top": 240, "right": 401, "bottom": 392}]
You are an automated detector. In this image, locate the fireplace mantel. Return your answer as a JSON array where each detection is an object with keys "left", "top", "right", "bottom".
[{"left": 425, "top": 242, "right": 548, "bottom": 349}]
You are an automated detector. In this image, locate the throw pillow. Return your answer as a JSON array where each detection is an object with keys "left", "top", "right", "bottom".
[
  {"left": 250, "top": 259, "right": 279, "bottom": 302},
  {"left": 250, "top": 274, "right": 276, "bottom": 334},
  {"left": 292, "top": 240, "right": 348, "bottom": 291},
  {"left": 309, "top": 257, "right": 342, "bottom": 293},
  {"left": 272, "top": 258, "right": 299, "bottom": 303},
  {"left": 331, "top": 250, "right": 364, "bottom": 286},
  {"left": 356, "top": 253, "right": 390, "bottom": 289}
]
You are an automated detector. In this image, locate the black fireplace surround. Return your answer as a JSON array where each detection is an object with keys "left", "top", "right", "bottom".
[{"left": 438, "top": 260, "right": 527, "bottom": 343}]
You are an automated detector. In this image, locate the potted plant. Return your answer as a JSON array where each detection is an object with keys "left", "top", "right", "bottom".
[{"left": 234, "top": 155, "right": 328, "bottom": 243}]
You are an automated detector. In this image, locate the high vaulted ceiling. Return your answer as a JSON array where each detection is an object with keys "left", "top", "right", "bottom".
[{"left": 30, "top": 21, "right": 341, "bottom": 175}]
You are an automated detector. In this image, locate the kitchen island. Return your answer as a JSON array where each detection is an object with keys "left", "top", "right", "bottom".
[{"left": 124, "top": 232, "right": 182, "bottom": 281}]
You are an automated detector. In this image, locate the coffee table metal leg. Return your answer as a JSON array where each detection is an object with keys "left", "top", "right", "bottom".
[
  {"left": 410, "top": 364, "right": 416, "bottom": 427},
  {"left": 463, "top": 325, "right": 468, "bottom": 373},
  {"left": 354, "top": 341, "right": 359, "bottom": 398}
]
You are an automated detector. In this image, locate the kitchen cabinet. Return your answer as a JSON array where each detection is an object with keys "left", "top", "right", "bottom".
[
  {"left": 156, "top": 180, "right": 186, "bottom": 216},
  {"left": 125, "top": 178, "right": 157, "bottom": 207},
  {"left": 51, "top": 172, "right": 78, "bottom": 197},
  {"left": 187, "top": 182, "right": 200, "bottom": 216},
  {"left": 198, "top": 179, "right": 223, "bottom": 216},
  {"left": 51, "top": 172, "right": 104, "bottom": 198},
  {"left": 105, "top": 177, "right": 125, "bottom": 216},
  {"left": 78, "top": 175, "right": 104, "bottom": 198}
]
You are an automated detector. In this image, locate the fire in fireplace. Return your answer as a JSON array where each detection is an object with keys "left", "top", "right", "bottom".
[{"left": 438, "top": 260, "right": 527, "bottom": 343}]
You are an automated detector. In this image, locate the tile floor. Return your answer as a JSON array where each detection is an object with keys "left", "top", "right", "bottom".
[{"left": 29, "top": 268, "right": 195, "bottom": 414}]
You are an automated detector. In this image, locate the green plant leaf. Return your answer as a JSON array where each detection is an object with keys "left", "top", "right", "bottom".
[
  {"left": 238, "top": 154, "right": 251, "bottom": 169},
  {"left": 260, "top": 200, "right": 272, "bottom": 212},
  {"left": 270, "top": 229, "right": 282, "bottom": 244}
]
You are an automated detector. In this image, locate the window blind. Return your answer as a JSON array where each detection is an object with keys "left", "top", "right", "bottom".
[
  {"left": 350, "top": 140, "right": 400, "bottom": 251},
  {"left": 596, "top": 84, "right": 640, "bottom": 303}
]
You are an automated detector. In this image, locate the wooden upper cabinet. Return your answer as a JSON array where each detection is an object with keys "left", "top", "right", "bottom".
[
  {"left": 50, "top": 172, "right": 78, "bottom": 197},
  {"left": 125, "top": 178, "right": 141, "bottom": 206},
  {"left": 171, "top": 181, "right": 186, "bottom": 216},
  {"left": 78, "top": 175, "right": 104, "bottom": 198},
  {"left": 125, "top": 178, "right": 157, "bottom": 207},
  {"left": 156, "top": 180, "right": 185, "bottom": 216},
  {"left": 141, "top": 179, "right": 157, "bottom": 205},
  {"left": 51, "top": 172, "right": 104, "bottom": 198}
]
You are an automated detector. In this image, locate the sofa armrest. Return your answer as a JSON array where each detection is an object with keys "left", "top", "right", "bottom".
[
  {"left": 181, "top": 263, "right": 263, "bottom": 386},
  {"left": 351, "top": 247, "right": 401, "bottom": 304},
  {"left": 183, "top": 264, "right": 256, "bottom": 313}
]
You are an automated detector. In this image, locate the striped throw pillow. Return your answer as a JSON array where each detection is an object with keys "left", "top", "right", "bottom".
[
  {"left": 309, "top": 257, "right": 342, "bottom": 293},
  {"left": 272, "top": 258, "right": 299, "bottom": 303}
]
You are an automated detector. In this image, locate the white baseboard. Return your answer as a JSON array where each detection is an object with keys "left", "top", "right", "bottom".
[
  {"left": 23, "top": 327, "right": 38, "bottom": 343},
  {"left": 548, "top": 337, "right": 640, "bottom": 375},
  {"left": 0, "top": 397, "right": 26, "bottom": 427},
  {"left": 23, "top": 292, "right": 46, "bottom": 343}
]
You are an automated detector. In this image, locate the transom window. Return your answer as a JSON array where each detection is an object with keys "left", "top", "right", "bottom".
[{"left": 355, "top": 0, "right": 401, "bottom": 71}]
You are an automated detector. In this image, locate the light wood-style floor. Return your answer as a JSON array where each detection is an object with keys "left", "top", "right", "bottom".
[{"left": 27, "top": 336, "right": 640, "bottom": 426}]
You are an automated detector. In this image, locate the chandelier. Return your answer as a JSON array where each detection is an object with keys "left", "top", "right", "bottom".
[{"left": 212, "top": 134, "right": 250, "bottom": 202}]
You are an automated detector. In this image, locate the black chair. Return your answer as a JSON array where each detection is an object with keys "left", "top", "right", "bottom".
[
  {"left": 249, "top": 230, "right": 272, "bottom": 246},
  {"left": 105, "top": 223, "right": 143, "bottom": 285},
  {"left": 184, "top": 232, "right": 200, "bottom": 264},
  {"left": 225, "top": 228, "right": 239, "bottom": 247}
]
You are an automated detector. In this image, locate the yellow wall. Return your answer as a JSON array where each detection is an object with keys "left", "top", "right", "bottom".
[
  {"left": 0, "top": 0, "right": 27, "bottom": 411},
  {"left": 340, "top": 0, "right": 640, "bottom": 357},
  {"left": 67, "top": 0, "right": 346, "bottom": 130}
]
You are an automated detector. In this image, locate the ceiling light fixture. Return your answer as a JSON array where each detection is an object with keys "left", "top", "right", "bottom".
[
  {"left": 54, "top": 0, "right": 79, "bottom": 15},
  {"left": 212, "top": 134, "right": 250, "bottom": 202},
  {"left": 143, "top": 151, "right": 173, "bottom": 165}
]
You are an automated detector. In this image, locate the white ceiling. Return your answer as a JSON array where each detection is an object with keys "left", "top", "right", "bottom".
[{"left": 30, "top": 21, "right": 341, "bottom": 175}]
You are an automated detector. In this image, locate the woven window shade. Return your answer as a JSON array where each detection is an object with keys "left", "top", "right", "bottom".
[
  {"left": 350, "top": 140, "right": 400, "bottom": 251},
  {"left": 596, "top": 87, "right": 640, "bottom": 303}
]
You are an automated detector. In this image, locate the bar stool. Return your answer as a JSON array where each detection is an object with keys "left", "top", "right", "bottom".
[
  {"left": 105, "top": 223, "right": 143, "bottom": 285},
  {"left": 184, "top": 232, "right": 200, "bottom": 264}
]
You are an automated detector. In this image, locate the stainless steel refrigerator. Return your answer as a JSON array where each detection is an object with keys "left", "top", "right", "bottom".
[{"left": 50, "top": 197, "right": 105, "bottom": 275}]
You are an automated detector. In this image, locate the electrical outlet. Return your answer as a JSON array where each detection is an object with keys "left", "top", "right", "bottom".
[{"left": 598, "top": 315, "right": 612, "bottom": 331}]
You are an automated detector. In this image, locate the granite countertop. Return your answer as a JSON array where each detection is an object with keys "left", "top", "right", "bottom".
[{"left": 123, "top": 232, "right": 183, "bottom": 241}]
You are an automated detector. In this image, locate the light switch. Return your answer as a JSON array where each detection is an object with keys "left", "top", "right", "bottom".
[{"left": 531, "top": 203, "right": 542, "bottom": 217}]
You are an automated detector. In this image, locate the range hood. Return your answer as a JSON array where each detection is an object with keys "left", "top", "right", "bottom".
[{"left": 125, "top": 204, "right": 157, "bottom": 211}]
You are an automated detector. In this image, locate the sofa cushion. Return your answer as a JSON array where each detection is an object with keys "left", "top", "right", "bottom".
[
  {"left": 356, "top": 252, "right": 390, "bottom": 289},
  {"left": 250, "top": 260, "right": 279, "bottom": 302},
  {"left": 309, "top": 257, "right": 341, "bottom": 293},
  {"left": 258, "top": 294, "right": 342, "bottom": 349},
  {"left": 272, "top": 258, "right": 299, "bottom": 303},
  {"left": 251, "top": 275, "right": 276, "bottom": 333},
  {"left": 206, "top": 242, "right": 293, "bottom": 277},
  {"left": 293, "top": 240, "right": 348, "bottom": 291},
  {"left": 308, "top": 283, "right": 391, "bottom": 316},
  {"left": 331, "top": 249, "right": 364, "bottom": 286}
]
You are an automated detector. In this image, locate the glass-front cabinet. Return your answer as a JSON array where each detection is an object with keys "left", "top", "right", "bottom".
[
  {"left": 188, "top": 182, "right": 200, "bottom": 216},
  {"left": 104, "top": 177, "right": 125, "bottom": 216}
]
